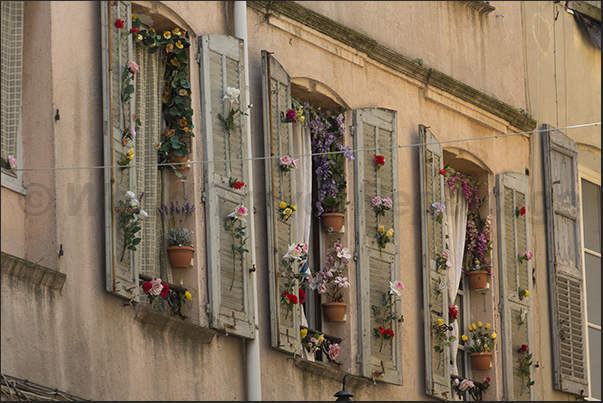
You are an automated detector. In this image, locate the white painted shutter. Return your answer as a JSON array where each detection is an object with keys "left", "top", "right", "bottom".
[
  {"left": 199, "top": 34, "right": 255, "bottom": 338},
  {"left": 496, "top": 172, "right": 535, "bottom": 401},
  {"left": 102, "top": 0, "right": 139, "bottom": 301},
  {"left": 354, "top": 108, "right": 402, "bottom": 385},
  {"left": 261, "top": 51, "right": 301, "bottom": 354},
  {"left": 419, "top": 125, "right": 450, "bottom": 399},
  {"left": 543, "top": 125, "right": 589, "bottom": 396}
]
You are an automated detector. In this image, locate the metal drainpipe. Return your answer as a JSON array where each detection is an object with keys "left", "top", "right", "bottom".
[{"left": 234, "top": 1, "right": 262, "bottom": 401}]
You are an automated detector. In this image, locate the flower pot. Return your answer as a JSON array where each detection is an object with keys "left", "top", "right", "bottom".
[
  {"left": 469, "top": 352, "right": 492, "bottom": 370},
  {"left": 169, "top": 154, "right": 189, "bottom": 170},
  {"left": 322, "top": 302, "right": 347, "bottom": 322},
  {"left": 167, "top": 246, "right": 194, "bottom": 268},
  {"left": 320, "top": 213, "right": 345, "bottom": 233},
  {"left": 466, "top": 270, "right": 489, "bottom": 290}
]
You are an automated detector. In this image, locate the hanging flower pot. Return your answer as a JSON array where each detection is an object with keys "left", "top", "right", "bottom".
[
  {"left": 167, "top": 246, "right": 194, "bottom": 268},
  {"left": 322, "top": 302, "right": 347, "bottom": 322},
  {"left": 169, "top": 153, "right": 189, "bottom": 170},
  {"left": 466, "top": 271, "right": 489, "bottom": 290},
  {"left": 320, "top": 213, "right": 345, "bottom": 233},
  {"left": 469, "top": 352, "right": 492, "bottom": 370}
]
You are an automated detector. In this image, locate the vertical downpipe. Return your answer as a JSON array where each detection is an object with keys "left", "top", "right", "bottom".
[{"left": 234, "top": 2, "right": 262, "bottom": 401}]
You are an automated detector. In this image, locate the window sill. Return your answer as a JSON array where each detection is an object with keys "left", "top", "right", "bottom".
[
  {"left": 292, "top": 356, "right": 371, "bottom": 390},
  {"left": 1, "top": 252, "right": 65, "bottom": 291},
  {"left": 133, "top": 304, "right": 217, "bottom": 344},
  {"left": 1, "top": 172, "right": 27, "bottom": 195}
]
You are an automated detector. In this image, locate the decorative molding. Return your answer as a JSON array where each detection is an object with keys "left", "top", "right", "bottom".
[
  {"left": 460, "top": 1, "right": 496, "bottom": 15},
  {"left": 248, "top": 1, "right": 537, "bottom": 133},
  {"left": 134, "top": 305, "right": 217, "bottom": 344},
  {"left": 1, "top": 252, "right": 65, "bottom": 291}
]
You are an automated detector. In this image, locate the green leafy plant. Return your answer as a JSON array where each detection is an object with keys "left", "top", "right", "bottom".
[
  {"left": 377, "top": 225, "right": 394, "bottom": 249},
  {"left": 461, "top": 321, "right": 496, "bottom": 354},
  {"left": 224, "top": 205, "right": 250, "bottom": 290},
  {"left": 114, "top": 190, "right": 148, "bottom": 261},
  {"left": 518, "top": 344, "right": 535, "bottom": 395},
  {"left": 165, "top": 227, "right": 193, "bottom": 247},
  {"left": 433, "top": 318, "right": 456, "bottom": 369},
  {"left": 372, "top": 280, "right": 404, "bottom": 352}
]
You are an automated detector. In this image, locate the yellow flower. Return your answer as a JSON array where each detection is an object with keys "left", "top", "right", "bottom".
[
  {"left": 283, "top": 208, "right": 292, "bottom": 215},
  {"left": 292, "top": 205, "right": 297, "bottom": 211},
  {"left": 378, "top": 225, "right": 385, "bottom": 233},
  {"left": 386, "top": 228, "right": 394, "bottom": 238},
  {"left": 163, "top": 31, "right": 171, "bottom": 39},
  {"left": 437, "top": 318, "right": 444, "bottom": 326},
  {"left": 175, "top": 40, "right": 183, "bottom": 49},
  {"left": 279, "top": 201, "right": 287, "bottom": 209},
  {"left": 184, "top": 291, "right": 192, "bottom": 300},
  {"left": 467, "top": 324, "right": 472, "bottom": 331},
  {"left": 166, "top": 44, "right": 174, "bottom": 53},
  {"left": 172, "top": 27, "right": 181, "bottom": 36},
  {"left": 132, "top": 14, "right": 137, "bottom": 21},
  {"left": 524, "top": 290, "right": 530, "bottom": 297},
  {"left": 491, "top": 332, "right": 497, "bottom": 339},
  {"left": 485, "top": 323, "right": 491, "bottom": 330},
  {"left": 461, "top": 335, "right": 468, "bottom": 342},
  {"left": 296, "top": 109, "right": 303, "bottom": 116},
  {"left": 154, "top": 142, "right": 162, "bottom": 150},
  {"left": 477, "top": 321, "right": 483, "bottom": 328},
  {"left": 300, "top": 328, "right": 308, "bottom": 338},
  {"left": 318, "top": 334, "right": 325, "bottom": 344},
  {"left": 299, "top": 116, "right": 305, "bottom": 123},
  {"left": 148, "top": 27, "right": 155, "bottom": 33},
  {"left": 170, "top": 57, "right": 179, "bottom": 67}
]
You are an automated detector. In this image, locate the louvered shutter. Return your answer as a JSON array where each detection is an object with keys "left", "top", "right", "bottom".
[
  {"left": 354, "top": 108, "right": 402, "bottom": 385},
  {"left": 261, "top": 51, "right": 301, "bottom": 354},
  {"left": 102, "top": 0, "right": 139, "bottom": 301},
  {"left": 543, "top": 125, "right": 589, "bottom": 395},
  {"left": 419, "top": 125, "right": 450, "bottom": 399},
  {"left": 496, "top": 172, "right": 535, "bottom": 401},
  {"left": 199, "top": 34, "right": 255, "bottom": 338}
]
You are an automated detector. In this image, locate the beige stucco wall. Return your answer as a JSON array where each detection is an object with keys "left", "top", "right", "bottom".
[{"left": 3, "top": 1, "right": 596, "bottom": 401}]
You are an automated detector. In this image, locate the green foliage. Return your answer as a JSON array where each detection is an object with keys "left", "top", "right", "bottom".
[{"left": 165, "top": 227, "right": 193, "bottom": 247}]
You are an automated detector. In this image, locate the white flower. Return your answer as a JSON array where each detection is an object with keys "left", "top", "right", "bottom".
[
  {"left": 8, "top": 154, "right": 17, "bottom": 169},
  {"left": 284, "top": 243, "right": 303, "bottom": 260},
  {"left": 437, "top": 281, "right": 449, "bottom": 294},
  {"left": 227, "top": 205, "right": 248, "bottom": 222},
  {"left": 149, "top": 278, "right": 163, "bottom": 297},
  {"left": 137, "top": 210, "right": 149, "bottom": 220},
  {"left": 129, "top": 199, "right": 140, "bottom": 208},
  {"left": 125, "top": 191, "right": 136, "bottom": 201},
  {"left": 337, "top": 247, "right": 352, "bottom": 260},
  {"left": 389, "top": 280, "right": 404, "bottom": 296},
  {"left": 335, "top": 276, "right": 350, "bottom": 288},
  {"left": 431, "top": 202, "right": 445, "bottom": 215},
  {"left": 223, "top": 87, "right": 240, "bottom": 104}
]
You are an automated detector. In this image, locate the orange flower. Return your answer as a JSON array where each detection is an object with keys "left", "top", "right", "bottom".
[
  {"left": 183, "top": 127, "right": 189, "bottom": 133},
  {"left": 179, "top": 117, "right": 187, "bottom": 127},
  {"left": 165, "top": 44, "right": 173, "bottom": 53},
  {"left": 166, "top": 129, "right": 175, "bottom": 138},
  {"left": 162, "top": 94, "right": 170, "bottom": 103}
]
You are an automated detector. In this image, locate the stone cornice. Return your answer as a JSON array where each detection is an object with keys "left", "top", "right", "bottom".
[
  {"left": 1, "top": 252, "right": 66, "bottom": 291},
  {"left": 248, "top": 1, "right": 537, "bottom": 132}
]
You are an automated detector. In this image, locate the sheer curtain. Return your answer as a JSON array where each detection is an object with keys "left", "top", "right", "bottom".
[
  {"left": 292, "top": 122, "right": 313, "bottom": 359},
  {"left": 445, "top": 185, "right": 468, "bottom": 379}
]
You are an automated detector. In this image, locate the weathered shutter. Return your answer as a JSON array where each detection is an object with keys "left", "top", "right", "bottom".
[
  {"left": 496, "top": 172, "right": 535, "bottom": 401},
  {"left": 199, "top": 34, "right": 255, "bottom": 338},
  {"left": 102, "top": 0, "right": 139, "bottom": 301},
  {"left": 261, "top": 51, "right": 301, "bottom": 354},
  {"left": 543, "top": 125, "right": 589, "bottom": 395},
  {"left": 419, "top": 125, "right": 450, "bottom": 399},
  {"left": 354, "top": 108, "right": 402, "bottom": 385}
]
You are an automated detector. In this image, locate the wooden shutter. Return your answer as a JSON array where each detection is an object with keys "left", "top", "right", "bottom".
[
  {"left": 543, "top": 125, "right": 589, "bottom": 395},
  {"left": 101, "top": 1, "right": 139, "bottom": 301},
  {"left": 496, "top": 172, "right": 535, "bottom": 401},
  {"left": 419, "top": 125, "right": 450, "bottom": 399},
  {"left": 354, "top": 108, "right": 402, "bottom": 385},
  {"left": 261, "top": 51, "right": 301, "bottom": 354},
  {"left": 199, "top": 34, "right": 255, "bottom": 339}
]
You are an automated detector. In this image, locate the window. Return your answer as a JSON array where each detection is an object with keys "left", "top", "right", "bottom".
[
  {"left": 543, "top": 124, "right": 590, "bottom": 396},
  {"left": 1, "top": 1, "right": 25, "bottom": 192},
  {"left": 579, "top": 173, "right": 601, "bottom": 400}
]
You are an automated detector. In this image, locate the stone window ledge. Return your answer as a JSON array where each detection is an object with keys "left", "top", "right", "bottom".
[
  {"left": 293, "top": 356, "right": 372, "bottom": 390},
  {"left": 1, "top": 252, "right": 65, "bottom": 291},
  {"left": 133, "top": 305, "right": 217, "bottom": 344}
]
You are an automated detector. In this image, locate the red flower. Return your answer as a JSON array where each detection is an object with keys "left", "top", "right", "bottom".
[
  {"left": 286, "top": 109, "right": 296, "bottom": 122},
  {"left": 131, "top": 27, "right": 138, "bottom": 34},
  {"left": 142, "top": 281, "right": 152, "bottom": 293},
  {"left": 160, "top": 283, "right": 169, "bottom": 298},
  {"left": 378, "top": 326, "right": 386, "bottom": 336},
  {"left": 374, "top": 155, "right": 385, "bottom": 166},
  {"left": 299, "top": 289, "right": 306, "bottom": 304},
  {"left": 520, "top": 206, "right": 526, "bottom": 216},
  {"left": 115, "top": 19, "right": 124, "bottom": 29},
  {"left": 438, "top": 168, "right": 446, "bottom": 176},
  {"left": 386, "top": 328, "right": 394, "bottom": 337},
  {"left": 485, "top": 377, "right": 491, "bottom": 382},
  {"left": 519, "top": 344, "right": 529, "bottom": 352},
  {"left": 289, "top": 294, "right": 298, "bottom": 304},
  {"left": 232, "top": 181, "right": 245, "bottom": 190},
  {"left": 449, "top": 305, "right": 459, "bottom": 320}
]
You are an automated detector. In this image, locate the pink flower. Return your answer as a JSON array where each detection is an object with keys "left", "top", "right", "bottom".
[
  {"left": 128, "top": 60, "right": 139, "bottom": 74},
  {"left": 150, "top": 278, "right": 163, "bottom": 297},
  {"left": 279, "top": 156, "right": 292, "bottom": 166},
  {"left": 382, "top": 198, "right": 393, "bottom": 209},
  {"left": 328, "top": 343, "right": 341, "bottom": 360},
  {"left": 228, "top": 205, "right": 248, "bottom": 222},
  {"left": 8, "top": 154, "right": 17, "bottom": 169},
  {"left": 286, "top": 109, "right": 296, "bottom": 121},
  {"left": 129, "top": 128, "right": 136, "bottom": 139},
  {"left": 371, "top": 196, "right": 382, "bottom": 207},
  {"left": 292, "top": 159, "right": 299, "bottom": 169}
]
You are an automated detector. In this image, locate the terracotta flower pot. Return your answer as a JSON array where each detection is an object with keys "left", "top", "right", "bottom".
[
  {"left": 169, "top": 154, "right": 189, "bottom": 170},
  {"left": 167, "top": 246, "right": 194, "bottom": 268},
  {"left": 469, "top": 352, "right": 492, "bottom": 370},
  {"left": 466, "top": 270, "right": 489, "bottom": 290},
  {"left": 322, "top": 302, "right": 347, "bottom": 322},
  {"left": 320, "top": 213, "right": 345, "bottom": 233}
]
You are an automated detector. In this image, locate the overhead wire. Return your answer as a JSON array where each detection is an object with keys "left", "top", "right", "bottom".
[{"left": 10, "top": 121, "right": 600, "bottom": 173}]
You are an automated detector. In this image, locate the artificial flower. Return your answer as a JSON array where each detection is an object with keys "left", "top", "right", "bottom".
[
  {"left": 461, "top": 334, "right": 468, "bottom": 342},
  {"left": 223, "top": 87, "right": 240, "bottom": 104},
  {"left": 227, "top": 205, "right": 248, "bottom": 222},
  {"left": 137, "top": 210, "right": 148, "bottom": 220},
  {"left": 437, "top": 318, "right": 444, "bottom": 326},
  {"left": 114, "top": 19, "right": 124, "bottom": 29},
  {"left": 160, "top": 283, "right": 169, "bottom": 298},
  {"left": 154, "top": 142, "right": 162, "bottom": 150},
  {"left": 232, "top": 181, "right": 245, "bottom": 190},
  {"left": 125, "top": 190, "right": 135, "bottom": 201},
  {"left": 165, "top": 44, "right": 174, "bottom": 53},
  {"left": 163, "top": 31, "right": 171, "bottom": 39},
  {"left": 131, "top": 14, "right": 137, "bottom": 21},
  {"left": 378, "top": 225, "right": 385, "bottom": 233},
  {"left": 449, "top": 304, "right": 459, "bottom": 322},
  {"left": 491, "top": 332, "right": 496, "bottom": 339},
  {"left": 179, "top": 89, "right": 188, "bottom": 96},
  {"left": 279, "top": 201, "right": 287, "bottom": 209},
  {"left": 172, "top": 27, "right": 181, "bottom": 36},
  {"left": 175, "top": 40, "right": 183, "bottom": 49},
  {"left": 519, "top": 344, "right": 529, "bottom": 352},
  {"left": 170, "top": 57, "right": 179, "bottom": 67},
  {"left": 374, "top": 155, "right": 385, "bottom": 169},
  {"left": 328, "top": 343, "right": 341, "bottom": 360},
  {"left": 485, "top": 323, "right": 491, "bottom": 330},
  {"left": 129, "top": 128, "right": 136, "bottom": 139},
  {"left": 477, "top": 321, "right": 483, "bottom": 328},
  {"left": 386, "top": 228, "right": 394, "bottom": 238},
  {"left": 127, "top": 60, "right": 139, "bottom": 74},
  {"left": 130, "top": 27, "right": 138, "bottom": 34},
  {"left": 184, "top": 291, "right": 192, "bottom": 300},
  {"left": 438, "top": 167, "right": 446, "bottom": 176},
  {"left": 7, "top": 154, "right": 17, "bottom": 169},
  {"left": 389, "top": 280, "right": 404, "bottom": 296},
  {"left": 300, "top": 328, "right": 308, "bottom": 338}
]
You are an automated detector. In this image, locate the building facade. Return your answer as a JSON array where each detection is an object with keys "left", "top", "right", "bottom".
[{"left": 1, "top": 1, "right": 600, "bottom": 401}]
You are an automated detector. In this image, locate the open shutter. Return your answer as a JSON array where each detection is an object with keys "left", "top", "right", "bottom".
[
  {"left": 261, "top": 51, "right": 301, "bottom": 354},
  {"left": 497, "top": 172, "right": 535, "bottom": 401},
  {"left": 199, "top": 34, "right": 255, "bottom": 339},
  {"left": 543, "top": 125, "right": 589, "bottom": 395},
  {"left": 102, "top": 1, "right": 139, "bottom": 301},
  {"left": 354, "top": 108, "right": 402, "bottom": 385},
  {"left": 419, "top": 125, "right": 450, "bottom": 399}
]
